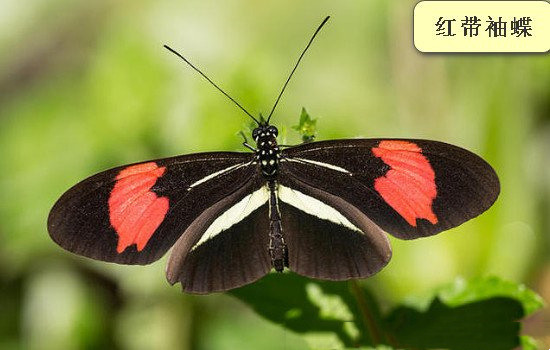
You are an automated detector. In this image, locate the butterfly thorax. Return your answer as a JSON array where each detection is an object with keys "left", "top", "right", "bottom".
[{"left": 253, "top": 125, "right": 280, "bottom": 178}]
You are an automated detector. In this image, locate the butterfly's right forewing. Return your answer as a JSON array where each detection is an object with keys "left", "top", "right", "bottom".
[{"left": 48, "top": 152, "right": 256, "bottom": 265}]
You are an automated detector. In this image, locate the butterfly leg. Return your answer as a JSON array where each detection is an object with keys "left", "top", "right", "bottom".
[
  {"left": 239, "top": 131, "right": 257, "bottom": 152},
  {"left": 243, "top": 142, "right": 257, "bottom": 152},
  {"left": 268, "top": 180, "right": 287, "bottom": 272}
]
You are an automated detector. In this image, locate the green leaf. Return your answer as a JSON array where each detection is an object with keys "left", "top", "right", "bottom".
[
  {"left": 231, "top": 274, "right": 535, "bottom": 350},
  {"left": 437, "top": 276, "right": 545, "bottom": 316},
  {"left": 292, "top": 107, "right": 317, "bottom": 143},
  {"left": 386, "top": 297, "right": 523, "bottom": 350},
  {"left": 520, "top": 335, "right": 539, "bottom": 350},
  {"left": 229, "top": 273, "right": 377, "bottom": 348},
  {"left": 343, "top": 347, "right": 394, "bottom": 350}
]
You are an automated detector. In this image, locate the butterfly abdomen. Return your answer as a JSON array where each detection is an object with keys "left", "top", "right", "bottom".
[{"left": 268, "top": 180, "right": 287, "bottom": 272}]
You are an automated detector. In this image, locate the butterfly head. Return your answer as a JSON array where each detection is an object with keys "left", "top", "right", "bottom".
[{"left": 252, "top": 125, "right": 278, "bottom": 143}]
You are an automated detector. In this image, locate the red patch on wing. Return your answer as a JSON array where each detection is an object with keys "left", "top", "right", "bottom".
[
  {"left": 372, "top": 140, "right": 438, "bottom": 227},
  {"left": 108, "top": 162, "right": 169, "bottom": 253}
]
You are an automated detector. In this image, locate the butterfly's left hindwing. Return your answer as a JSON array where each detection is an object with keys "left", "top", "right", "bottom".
[
  {"left": 48, "top": 152, "right": 255, "bottom": 265},
  {"left": 281, "top": 139, "right": 500, "bottom": 239},
  {"left": 276, "top": 179, "right": 392, "bottom": 280}
]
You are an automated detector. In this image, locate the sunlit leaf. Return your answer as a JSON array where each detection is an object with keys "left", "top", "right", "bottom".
[
  {"left": 437, "top": 276, "right": 545, "bottom": 315},
  {"left": 292, "top": 107, "right": 317, "bottom": 143},
  {"left": 233, "top": 275, "right": 534, "bottom": 350},
  {"left": 230, "top": 273, "right": 363, "bottom": 348},
  {"left": 520, "top": 335, "right": 539, "bottom": 350}
]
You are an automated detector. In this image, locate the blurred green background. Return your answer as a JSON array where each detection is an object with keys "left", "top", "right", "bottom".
[{"left": 0, "top": 0, "right": 549, "bottom": 349}]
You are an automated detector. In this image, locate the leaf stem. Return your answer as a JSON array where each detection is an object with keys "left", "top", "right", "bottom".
[{"left": 349, "top": 280, "right": 383, "bottom": 345}]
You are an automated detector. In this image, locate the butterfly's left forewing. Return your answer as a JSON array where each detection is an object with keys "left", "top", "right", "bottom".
[
  {"left": 281, "top": 139, "right": 499, "bottom": 239},
  {"left": 48, "top": 152, "right": 257, "bottom": 265}
]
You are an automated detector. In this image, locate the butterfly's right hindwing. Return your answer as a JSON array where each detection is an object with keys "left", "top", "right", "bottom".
[{"left": 166, "top": 186, "right": 271, "bottom": 294}]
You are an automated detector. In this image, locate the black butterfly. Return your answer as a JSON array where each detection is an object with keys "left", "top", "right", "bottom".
[{"left": 47, "top": 17, "right": 499, "bottom": 294}]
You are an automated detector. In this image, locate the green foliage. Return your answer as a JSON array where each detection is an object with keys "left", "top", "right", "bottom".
[
  {"left": 231, "top": 274, "right": 543, "bottom": 350},
  {"left": 437, "top": 276, "right": 545, "bottom": 316},
  {"left": 520, "top": 335, "right": 539, "bottom": 350},
  {"left": 387, "top": 297, "right": 521, "bottom": 350},
  {"left": 292, "top": 107, "right": 317, "bottom": 143}
]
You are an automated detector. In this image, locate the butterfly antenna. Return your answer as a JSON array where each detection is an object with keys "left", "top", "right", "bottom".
[
  {"left": 266, "top": 16, "right": 330, "bottom": 124},
  {"left": 164, "top": 45, "right": 260, "bottom": 125}
]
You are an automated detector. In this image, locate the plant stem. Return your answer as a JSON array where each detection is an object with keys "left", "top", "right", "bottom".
[{"left": 349, "top": 280, "right": 383, "bottom": 345}]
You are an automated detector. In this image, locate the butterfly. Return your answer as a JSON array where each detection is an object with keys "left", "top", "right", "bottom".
[{"left": 47, "top": 16, "right": 500, "bottom": 294}]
